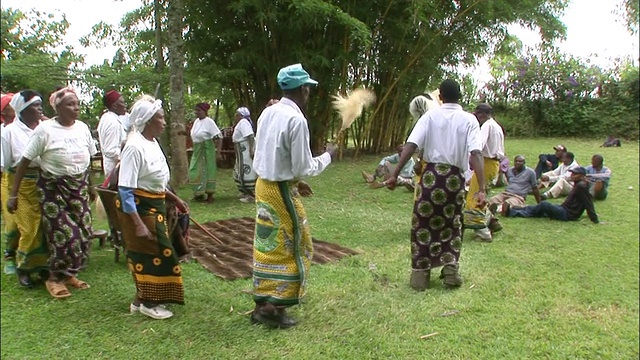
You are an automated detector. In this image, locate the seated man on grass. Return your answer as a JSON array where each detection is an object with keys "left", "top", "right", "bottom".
[
  {"left": 534, "top": 144, "right": 567, "bottom": 178},
  {"left": 539, "top": 151, "right": 580, "bottom": 199},
  {"left": 488, "top": 155, "right": 541, "bottom": 214},
  {"left": 362, "top": 145, "right": 415, "bottom": 191},
  {"left": 586, "top": 154, "right": 611, "bottom": 200},
  {"left": 501, "top": 167, "right": 599, "bottom": 224}
]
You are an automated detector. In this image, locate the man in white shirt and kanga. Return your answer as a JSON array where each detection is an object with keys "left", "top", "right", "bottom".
[
  {"left": 463, "top": 103, "right": 505, "bottom": 242},
  {"left": 250, "top": 63, "right": 336, "bottom": 329},
  {"left": 97, "top": 90, "right": 128, "bottom": 176},
  {"left": 385, "top": 79, "right": 486, "bottom": 292}
]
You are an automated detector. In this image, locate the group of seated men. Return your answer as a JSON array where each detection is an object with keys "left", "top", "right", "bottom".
[
  {"left": 534, "top": 145, "right": 611, "bottom": 201},
  {"left": 486, "top": 144, "right": 610, "bottom": 225},
  {"left": 362, "top": 142, "right": 611, "bottom": 226}
]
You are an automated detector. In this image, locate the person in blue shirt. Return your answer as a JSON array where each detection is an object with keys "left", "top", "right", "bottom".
[
  {"left": 585, "top": 154, "right": 611, "bottom": 200},
  {"left": 362, "top": 145, "right": 416, "bottom": 191}
]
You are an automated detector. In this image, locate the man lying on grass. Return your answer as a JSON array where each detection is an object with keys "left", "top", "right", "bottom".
[
  {"left": 500, "top": 166, "right": 599, "bottom": 224},
  {"left": 361, "top": 145, "right": 416, "bottom": 191}
]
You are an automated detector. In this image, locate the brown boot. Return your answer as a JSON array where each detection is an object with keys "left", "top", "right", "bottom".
[
  {"left": 409, "top": 269, "right": 431, "bottom": 291},
  {"left": 440, "top": 263, "right": 463, "bottom": 289},
  {"left": 488, "top": 217, "right": 503, "bottom": 233}
]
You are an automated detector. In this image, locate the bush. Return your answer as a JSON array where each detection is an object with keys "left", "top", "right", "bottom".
[{"left": 483, "top": 47, "right": 639, "bottom": 139}]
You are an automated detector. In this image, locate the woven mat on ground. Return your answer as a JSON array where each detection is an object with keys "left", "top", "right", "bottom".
[{"left": 188, "top": 217, "right": 359, "bottom": 280}]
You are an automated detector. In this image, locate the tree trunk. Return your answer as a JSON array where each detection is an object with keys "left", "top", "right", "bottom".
[
  {"left": 154, "top": 0, "right": 170, "bottom": 150},
  {"left": 167, "top": 0, "right": 188, "bottom": 187}
]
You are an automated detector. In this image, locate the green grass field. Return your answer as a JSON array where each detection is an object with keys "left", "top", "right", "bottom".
[{"left": 1, "top": 138, "right": 638, "bottom": 360}]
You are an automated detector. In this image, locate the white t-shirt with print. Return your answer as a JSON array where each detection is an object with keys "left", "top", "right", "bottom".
[
  {"left": 22, "top": 119, "right": 97, "bottom": 176},
  {"left": 119, "top": 131, "right": 170, "bottom": 193}
]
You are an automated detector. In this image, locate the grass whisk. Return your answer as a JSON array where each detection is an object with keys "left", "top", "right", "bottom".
[{"left": 331, "top": 88, "right": 376, "bottom": 145}]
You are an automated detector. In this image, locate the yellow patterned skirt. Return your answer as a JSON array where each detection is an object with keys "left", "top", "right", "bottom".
[
  {"left": 2, "top": 172, "right": 19, "bottom": 256},
  {"left": 414, "top": 160, "right": 426, "bottom": 202},
  {"left": 463, "top": 158, "right": 500, "bottom": 229},
  {"left": 14, "top": 175, "right": 48, "bottom": 272},
  {"left": 252, "top": 178, "right": 313, "bottom": 306}
]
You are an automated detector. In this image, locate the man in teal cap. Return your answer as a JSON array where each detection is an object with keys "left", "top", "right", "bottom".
[{"left": 250, "top": 63, "right": 336, "bottom": 328}]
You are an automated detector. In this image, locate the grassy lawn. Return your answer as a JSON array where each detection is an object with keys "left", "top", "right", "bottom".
[{"left": 1, "top": 138, "right": 638, "bottom": 359}]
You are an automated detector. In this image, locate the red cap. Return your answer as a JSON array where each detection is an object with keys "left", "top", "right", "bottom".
[{"left": 104, "top": 90, "right": 121, "bottom": 108}]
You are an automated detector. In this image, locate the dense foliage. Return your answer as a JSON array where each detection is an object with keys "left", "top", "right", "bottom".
[
  {"left": 0, "top": 8, "right": 83, "bottom": 115},
  {"left": 483, "top": 44, "right": 639, "bottom": 139},
  {"left": 1, "top": 0, "right": 638, "bottom": 154}
]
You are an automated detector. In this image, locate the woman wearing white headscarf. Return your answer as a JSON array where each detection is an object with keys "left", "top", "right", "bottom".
[
  {"left": 117, "top": 95, "right": 189, "bottom": 320},
  {"left": 408, "top": 93, "right": 441, "bottom": 201},
  {"left": 2, "top": 90, "right": 48, "bottom": 287},
  {"left": 232, "top": 107, "right": 257, "bottom": 203},
  {"left": 8, "top": 87, "right": 97, "bottom": 299}
]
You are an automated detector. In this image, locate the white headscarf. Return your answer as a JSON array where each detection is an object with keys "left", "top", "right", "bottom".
[
  {"left": 409, "top": 95, "right": 429, "bottom": 121},
  {"left": 236, "top": 106, "right": 253, "bottom": 126},
  {"left": 129, "top": 96, "right": 163, "bottom": 133},
  {"left": 9, "top": 92, "right": 42, "bottom": 119},
  {"left": 409, "top": 92, "right": 441, "bottom": 121}
]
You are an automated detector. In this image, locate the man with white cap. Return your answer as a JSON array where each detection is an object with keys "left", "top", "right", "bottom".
[{"left": 250, "top": 63, "right": 336, "bottom": 329}]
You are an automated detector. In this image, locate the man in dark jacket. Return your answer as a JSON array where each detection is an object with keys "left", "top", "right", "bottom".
[{"left": 501, "top": 167, "right": 599, "bottom": 223}]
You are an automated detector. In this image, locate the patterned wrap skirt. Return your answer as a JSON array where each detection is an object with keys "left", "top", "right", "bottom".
[
  {"left": 117, "top": 190, "right": 185, "bottom": 305},
  {"left": 233, "top": 139, "right": 257, "bottom": 195},
  {"left": 411, "top": 163, "right": 465, "bottom": 270},
  {"left": 38, "top": 171, "right": 92, "bottom": 277},
  {"left": 252, "top": 178, "right": 312, "bottom": 306}
]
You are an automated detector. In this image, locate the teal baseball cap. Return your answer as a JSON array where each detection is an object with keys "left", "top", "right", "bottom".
[{"left": 277, "top": 63, "right": 318, "bottom": 90}]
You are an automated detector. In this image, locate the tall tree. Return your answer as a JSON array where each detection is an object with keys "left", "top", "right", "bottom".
[{"left": 166, "top": 0, "right": 189, "bottom": 186}]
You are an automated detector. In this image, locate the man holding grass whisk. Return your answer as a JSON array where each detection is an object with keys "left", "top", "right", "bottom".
[{"left": 250, "top": 64, "right": 337, "bottom": 329}]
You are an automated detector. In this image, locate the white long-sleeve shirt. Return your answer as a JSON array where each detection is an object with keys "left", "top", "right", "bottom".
[
  {"left": 253, "top": 97, "right": 331, "bottom": 181},
  {"left": 543, "top": 160, "right": 580, "bottom": 183},
  {"left": 407, "top": 103, "right": 482, "bottom": 172},
  {"left": 480, "top": 118, "right": 505, "bottom": 159},
  {"left": 97, "top": 111, "right": 126, "bottom": 175}
]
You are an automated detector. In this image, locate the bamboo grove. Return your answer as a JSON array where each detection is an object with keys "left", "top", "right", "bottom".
[
  {"left": 182, "top": 0, "right": 567, "bottom": 153},
  {"left": 2, "top": 0, "right": 570, "bottom": 155}
]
